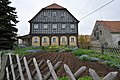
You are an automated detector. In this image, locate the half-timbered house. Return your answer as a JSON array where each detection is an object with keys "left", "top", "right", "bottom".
[{"left": 18, "top": 3, "right": 79, "bottom": 46}]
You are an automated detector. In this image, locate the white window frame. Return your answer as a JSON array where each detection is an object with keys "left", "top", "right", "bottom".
[
  {"left": 62, "top": 38, "right": 65, "bottom": 42},
  {"left": 43, "top": 38, "right": 47, "bottom": 43},
  {"left": 43, "top": 24, "right": 48, "bottom": 29},
  {"left": 71, "top": 38, "right": 75, "bottom": 42},
  {"left": 53, "top": 24, "right": 57, "bottom": 29},
  {"left": 52, "top": 38, "right": 56, "bottom": 42},
  {"left": 34, "top": 37, "right": 38, "bottom": 43},
  {"left": 62, "top": 24, "right": 66, "bottom": 29},
  {"left": 34, "top": 24, "right": 39, "bottom": 29},
  {"left": 70, "top": 24, "right": 75, "bottom": 29}
]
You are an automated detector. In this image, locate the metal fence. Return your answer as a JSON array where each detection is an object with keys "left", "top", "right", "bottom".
[{"left": 2, "top": 53, "right": 118, "bottom": 80}]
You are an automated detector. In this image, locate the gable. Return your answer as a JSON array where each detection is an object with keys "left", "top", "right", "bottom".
[{"left": 29, "top": 3, "right": 79, "bottom": 23}]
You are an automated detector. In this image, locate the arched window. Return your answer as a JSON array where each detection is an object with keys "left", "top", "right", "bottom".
[{"left": 118, "top": 41, "right": 120, "bottom": 45}]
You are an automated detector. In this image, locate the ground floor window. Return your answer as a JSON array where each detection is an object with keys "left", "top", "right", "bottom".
[
  {"left": 43, "top": 38, "right": 47, "bottom": 43},
  {"left": 62, "top": 38, "right": 65, "bottom": 42},
  {"left": 34, "top": 37, "right": 38, "bottom": 43},
  {"left": 71, "top": 38, "right": 75, "bottom": 42},
  {"left": 52, "top": 38, "right": 56, "bottom": 42}
]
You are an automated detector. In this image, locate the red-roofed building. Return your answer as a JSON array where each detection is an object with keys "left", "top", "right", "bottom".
[
  {"left": 18, "top": 3, "right": 79, "bottom": 46},
  {"left": 91, "top": 20, "right": 120, "bottom": 46}
]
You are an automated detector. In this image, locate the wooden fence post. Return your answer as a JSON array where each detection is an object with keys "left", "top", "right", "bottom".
[
  {"left": 23, "top": 57, "right": 32, "bottom": 80},
  {"left": 0, "top": 51, "right": 2, "bottom": 70},
  {"left": 33, "top": 58, "right": 43, "bottom": 80},
  {"left": 74, "top": 66, "right": 87, "bottom": 79},
  {"left": 6, "top": 67, "right": 10, "bottom": 80},
  {"left": 64, "top": 64, "right": 76, "bottom": 80},
  {"left": 8, "top": 53, "right": 16, "bottom": 80},
  {"left": 44, "top": 61, "right": 62, "bottom": 80},
  {"left": 16, "top": 54, "right": 25, "bottom": 80},
  {"left": 47, "top": 60, "right": 58, "bottom": 80}
]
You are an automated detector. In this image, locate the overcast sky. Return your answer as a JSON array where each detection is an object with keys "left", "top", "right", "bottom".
[{"left": 10, "top": 0, "right": 120, "bottom": 36}]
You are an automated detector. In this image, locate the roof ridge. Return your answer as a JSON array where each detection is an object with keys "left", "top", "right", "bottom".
[{"left": 44, "top": 3, "right": 65, "bottom": 9}]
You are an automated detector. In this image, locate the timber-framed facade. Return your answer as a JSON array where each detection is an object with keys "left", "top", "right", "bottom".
[{"left": 19, "top": 3, "right": 79, "bottom": 46}]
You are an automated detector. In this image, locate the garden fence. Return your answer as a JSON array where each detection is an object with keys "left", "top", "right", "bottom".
[
  {"left": 90, "top": 45, "right": 120, "bottom": 56},
  {"left": 2, "top": 53, "right": 118, "bottom": 80}
]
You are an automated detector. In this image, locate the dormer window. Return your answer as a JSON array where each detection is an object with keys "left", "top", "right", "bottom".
[
  {"left": 34, "top": 24, "right": 39, "bottom": 29},
  {"left": 53, "top": 24, "right": 57, "bottom": 29}
]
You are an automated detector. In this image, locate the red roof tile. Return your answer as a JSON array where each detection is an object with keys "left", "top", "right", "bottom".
[
  {"left": 97, "top": 21, "right": 120, "bottom": 33},
  {"left": 44, "top": 3, "right": 65, "bottom": 9}
]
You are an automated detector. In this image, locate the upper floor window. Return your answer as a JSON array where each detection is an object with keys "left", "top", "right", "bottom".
[
  {"left": 70, "top": 24, "right": 75, "bottom": 29},
  {"left": 62, "top": 24, "right": 66, "bottom": 29},
  {"left": 52, "top": 12, "right": 57, "bottom": 16},
  {"left": 34, "top": 37, "right": 38, "bottom": 43},
  {"left": 34, "top": 24, "right": 39, "bottom": 29},
  {"left": 52, "top": 38, "right": 56, "bottom": 42},
  {"left": 43, "top": 24, "right": 48, "bottom": 29},
  {"left": 118, "top": 41, "right": 120, "bottom": 45},
  {"left": 71, "top": 38, "right": 75, "bottom": 42},
  {"left": 100, "top": 30, "right": 102, "bottom": 35},
  {"left": 52, "top": 24, "right": 57, "bottom": 29}
]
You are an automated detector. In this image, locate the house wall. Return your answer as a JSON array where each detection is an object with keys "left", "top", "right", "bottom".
[
  {"left": 41, "top": 36, "right": 50, "bottom": 46},
  {"left": 69, "top": 36, "right": 77, "bottom": 46},
  {"left": 91, "top": 22, "right": 113, "bottom": 46},
  {"left": 60, "top": 36, "right": 68, "bottom": 46},
  {"left": 32, "top": 36, "right": 40, "bottom": 46},
  {"left": 111, "top": 33, "right": 120, "bottom": 45},
  {"left": 51, "top": 36, "right": 59, "bottom": 46},
  {"left": 31, "top": 35, "right": 77, "bottom": 46}
]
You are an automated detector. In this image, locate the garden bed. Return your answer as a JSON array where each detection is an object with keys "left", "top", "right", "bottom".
[{"left": 24, "top": 52, "right": 120, "bottom": 80}]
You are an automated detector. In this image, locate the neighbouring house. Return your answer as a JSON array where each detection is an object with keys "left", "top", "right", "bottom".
[
  {"left": 91, "top": 20, "right": 120, "bottom": 47},
  {"left": 18, "top": 3, "right": 79, "bottom": 46}
]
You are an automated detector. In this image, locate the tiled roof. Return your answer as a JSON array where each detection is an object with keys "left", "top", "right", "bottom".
[
  {"left": 44, "top": 3, "right": 65, "bottom": 9},
  {"left": 97, "top": 21, "right": 120, "bottom": 33}
]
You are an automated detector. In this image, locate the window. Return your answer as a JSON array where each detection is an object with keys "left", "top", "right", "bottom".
[
  {"left": 70, "top": 24, "right": 75, "bottom": 29},
  {"left": 52, "top": 38, "right": 56, "bottom": 42},
  {"left": 43, "top": 38, "right": 47, "bottom": 43},
  {"left": 34, "top": 24, "right": 39, "bottom": 29},
  {"left": 53, "top": 24, "right": 57, "bottom": 29},
  {"left": 43, "top": 24, "right": 48, "bottom": 29},
  {"left": 118, "top": 41, "right": 120, "bottom": 45},
  {"left": 71, "top": 38, "right": 75, "bottom": 42},
  {"left": 62, "top": 38, "right": 65, "bottom": 42},
  {"left": 96, "top": 32, "right": 99, "bottom": 40},
  {"left": 100, "top": 30, "right": 102, "bottom": 35},
  {"left": 34, "top": 37, "right": 38, "bottom": 43},
  {"left": 52, "top": 12, "right": 57, "bottom": 16},
  {"left": 62, "top": 24, "right": 66, "bottom": 29}
]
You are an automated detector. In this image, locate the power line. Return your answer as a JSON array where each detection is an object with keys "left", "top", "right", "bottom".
[{"left": 80, "top": 0, "right": 115, "bottom": 20}]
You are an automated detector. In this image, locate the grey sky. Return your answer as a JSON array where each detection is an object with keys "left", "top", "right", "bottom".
[{"left": 10, "top": 0, "right": 120, "bottom": 36}]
